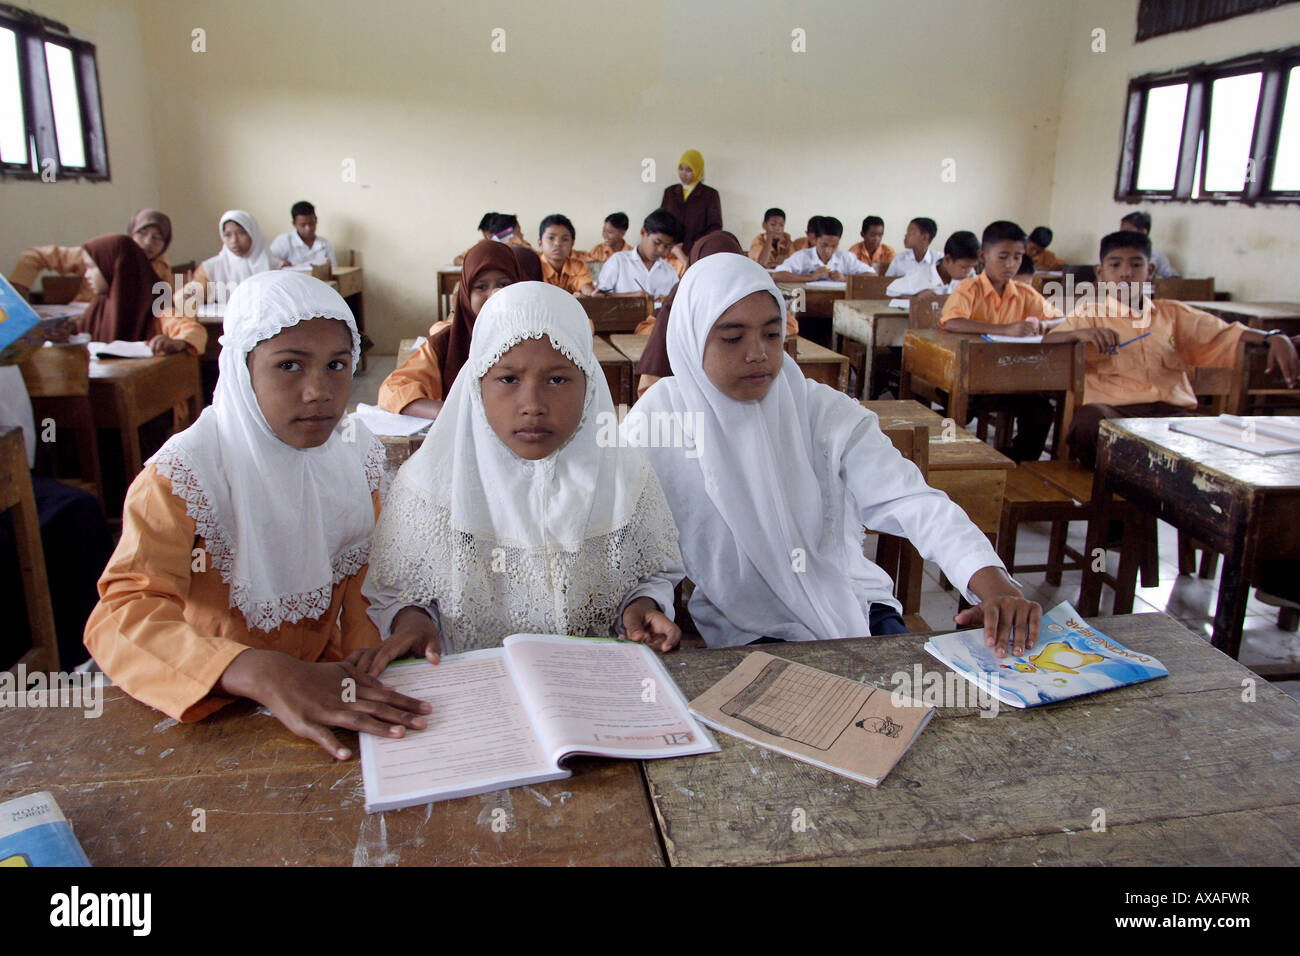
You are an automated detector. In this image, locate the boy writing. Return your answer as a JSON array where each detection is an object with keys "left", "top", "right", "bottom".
[
  {"left": 770, "top": 216, "right": 875, "bottom": 282},
  {"left": 271, "top": 201, "right": 337, "bottom": 269},
  {"left": 595, "top": 209, "right": 683, "bottom": 298},
  {"left": 885, "top": 230, "right": 978, "bottom": 300}
]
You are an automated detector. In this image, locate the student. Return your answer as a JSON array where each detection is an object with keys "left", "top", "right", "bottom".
[
  {"left": 885, "top": 230, "right": 978, "bottom": 299},
  {"left": 82, "top": 271, "right": 427, "bottom": 757},
  {"left": 884, "top": 217, "right": 941, "bottom": 278},
  {"left": 629, "top": 253, "right": 1041, "bottom": 653},
  {"left": 1015, "top": 250, "right": 1037, "bottom": 286},
  {"left": 770, "top": 216, "right": 875, "bottom": 282},
  {"left": 1044, "top": 230, "right": 1299, "bottom": 469},
  {"left": 78, "top": 234, "right": 206, "bottom": 355},
  {"left": 791, "top": 215, "right": 819, "bottom": 252},
  {"left": 537, "top": 214, "right": 596, "bottom": 296},
  {"left": 8, "top": 208, "right": 174, "bottom": 302},
  {"left": 270, "top": 200, "right": 337, "bottom": 269},
  {"left": 1025, "top": 226, "right": 1065, "bottom": 271},
  {"left": 660, "top": 149, "right": 723, "bottom": 252},
  {"left": 360, "top": 281, "right": 683, "bottom": 662},
  {"left": 378, "top": 241, "right": 520, "bottom": 419},
  {"left": 453, "top": 212, "right": 498, "bottom": 265},
  {"left": 748, "top": 208, "right": 794, "bottom": 268},
  {"left": 581, "top": 212, "right": 632, "bottom": 263},
  {"left": 939, "top": 221, "right": 1063, "bottom": 462},
  {"left": 848, "top": 215, "right": 896, "bottom": 274},
  {"left": 1120, "top": 211, "right": 1178, "bottom": 278},
  {"left": 179, "top": 210, "right": 281, "bottom": 309},
  {"left": 595, "top": 209, "right": 682, "bottom": 298}
]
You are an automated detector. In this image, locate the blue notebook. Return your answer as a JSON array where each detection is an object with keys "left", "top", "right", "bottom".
[
  {"left": 0, "top": 273, "right": 74, "bottom": 365},
  {"left": 923, "top": 601, "right": 1168, "bottom": 708},
  {"left": 0, "top": 791, "right": 91, "bottom": 866}
]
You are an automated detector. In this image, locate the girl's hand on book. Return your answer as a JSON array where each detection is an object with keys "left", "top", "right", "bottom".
[
  {"left": 622, "top": 597, "right": 681, "bottom": 653},
  {"left": 218, "top": 650, "right": 431, "bottom": 760},
  {"left": 346, "top": 606, "right": 441, "bottom": 678}
]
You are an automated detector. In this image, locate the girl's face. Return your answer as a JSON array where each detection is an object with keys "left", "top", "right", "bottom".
[
  {"left": 678, "top": 162, "right": 696, "bottom": 186},
  {"left": 470, "top": 268, "right": 513, "bottom": 315},
  {"left": 81, "top": 251, "right": 109, "bottom": 294},
  {"left": 248, "top": 318, "right": 354, "bottom": 449},
  {"left": 701, "top": 291, "right": 785, "bottom": 402},
  {"left": 222, "top": 220, "right": 253, "bottom": 257},
  {"left": 132, "top": 224, "right": 166, "bottom": 261},
  {"left": 480, "top": 335, "right": 585, "bottom": 461}
]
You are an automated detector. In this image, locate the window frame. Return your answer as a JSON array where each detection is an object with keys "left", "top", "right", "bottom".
[
  {"left": 0, "top": 6, "right": 109, "bottom": 182},
  {"left": 1115, "top": 44, "right": 1300, "bottom": 206}
]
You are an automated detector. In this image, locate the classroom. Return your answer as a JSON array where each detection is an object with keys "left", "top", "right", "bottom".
[{"left": 1, "top": 0, "right": 1299, "bottom": 882}]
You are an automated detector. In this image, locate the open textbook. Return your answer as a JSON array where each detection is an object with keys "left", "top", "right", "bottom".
[
  {"left": 360, "top": 634, "right": 718, "bottom": 813},
  {"left": 924, "top": 601, "right": 1168, "bottom": 708},
  {"left": 688, "top": 652, "right": 934, "bottom": 786}
]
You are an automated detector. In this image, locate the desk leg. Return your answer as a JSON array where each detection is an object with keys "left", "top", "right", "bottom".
[
  {"left": 1078, "top": 459, "right": 1111, "bottom": 617},
  {"left": 898, "top": 367, "right": 913, "bottom": 402},
  {"left": 1211, "top": 513, "right": 1257, "bottom": 659},
  {"left": 948, "top": 388, "right": 969, "bottom": 433}
]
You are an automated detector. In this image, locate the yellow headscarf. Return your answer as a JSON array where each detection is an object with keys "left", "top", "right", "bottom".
[{"left": 679, "top": 149, "right": 704, "bottom": 197}]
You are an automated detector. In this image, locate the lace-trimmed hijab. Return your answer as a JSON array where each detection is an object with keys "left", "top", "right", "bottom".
[
  {"left": 368, "top": 281, "right": 679, "bottom": 651},
  {"left": 150, "top": 270, "right": 384, "bottom": 631}
]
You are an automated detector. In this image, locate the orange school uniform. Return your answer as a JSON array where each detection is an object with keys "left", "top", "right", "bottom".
[
  {"left": 578, "top": 240, "right": 632, "bottom": 264},
  {"left": 1055, "top": 298, "right": 1248, "bottom": 409},
  {"left": 83, "top": 465, "right": 381, "bottom": 722},
  {"left": 791, "top": 237, "right": 810, "bottom": 252},
  {"left": 747, "top": 233, "right": 794, "bottom": 267},
  {"left": 939, "top": 273, "right": 1063, "bottom": 328},
  {"left": 848, "top": 241, "right": 895, "bottom": 271},
  {"left": 377, "top": 320, "right": 452, "bottom": 412},
  {"left": 10, "top": 244, "right": 173, "bottom": 302},
  {"left": 1033, "top": 248, "right": 1066, "bottom": 271},
  {"left": 539, "top": 255, "right": 594, "bottom": 294}
]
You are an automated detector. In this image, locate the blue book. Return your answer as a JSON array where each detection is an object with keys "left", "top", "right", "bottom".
[
  {"left": 923, "top": 601, "right": 1168, "bottom": 708},
  {"left": 0, "top": 273, "right": 73, "bottom": 365},
  {"left": 0, "top": 791, "right": 91, "bottom": 866}
]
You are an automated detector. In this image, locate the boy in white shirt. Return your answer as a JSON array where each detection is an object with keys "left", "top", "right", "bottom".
[
  {"left": 770, "top": 216, "right": 875, "bottom": 282},
  {"left": 595, "top": 209, "right": 683, "bottom": 298},
  {"left": 270, "top": 201, "right": 337, "bottom": 269},
  {"left": 885, "top": 230, "right": 979, "bottom": 305},
  {"left": 884, "top": 217, "right": 941, "bottom": 278}
]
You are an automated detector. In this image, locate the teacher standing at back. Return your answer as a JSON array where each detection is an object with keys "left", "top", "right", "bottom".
[{"left": 660, "top": 149, "right": 723, "bottom": 254}]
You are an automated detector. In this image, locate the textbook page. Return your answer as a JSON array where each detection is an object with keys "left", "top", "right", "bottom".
[
  {"left": 360, "top": 649, "right": 563, "bottom": 813},
  {"left": 88, "top": 340, "right": 154, "bottom": 359},
  {"left": 980, "top": 333, "right": 1044, "bottom": 344},
  {"left": 689, "top": 651, "right": 933, "bottom": 786},
  {"left": 502, "top": 635, "right": 717, "bottom": 763}
]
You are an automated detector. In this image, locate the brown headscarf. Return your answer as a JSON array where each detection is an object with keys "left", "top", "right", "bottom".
[
  {"left": 636, "top": 230, "right": 743, "bottom": 379},
  {"left": 431, "top": 240, "right": 522, "bottom": 393},
  {"left": 77, "top": 234, "right": 160, "bottom": 342},
  {"left": 127, "top": 208, "right": 173, "bottom": 257},
  {"left": 511, "top": 244, "right": 543, "bottom": 282}
]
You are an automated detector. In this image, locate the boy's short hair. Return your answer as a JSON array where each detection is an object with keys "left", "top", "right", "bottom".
[
  {"left": 813, "top": 216, "right": 844, "bottom": 239},
  {"left": 539, "top": 214, "right": 576, "bottom": 242},
  {"left": 605, "top": 212, "right": 630, "bottom": 231},
  {"left": 764, "top": 207, "right": 786, "bottom": 222},
  {"left": 291, "top": 201, "right": 315, "bottom": 219},
  {"left": 861, "top": 215, "right": 884, "bottom": 232},
  {"left": 1028, "top": 226, "right": 1053, "bottom": 247},
  {"left": 486, "top": 213, "right": 515, "bottom": 235},
  {"left": 1099, "top": 229, "right": 1152, "bottom": 261},
  {"left": 1016, "top": 254, "right": 1036, "bottom": 277},
  {"left": 477, "top": 211, "right": 498, "bottom": 232},
  {"left": 1121, "top": 211, "right": 1152, "bottom": 233},
  {"left": 911, "top": 217, "right": 937, "bottom": 241},
  {"left": 805, "top": 215, "right": 822, "bottom": 233},
  {"left": 943, "top": 230, "right": 980, "bottom": 261},
  {"left": 981, "top": 220, "right": 1027, "bottom": 247},
  {"left": 642, "top": 208, "right": 682, "bottom": 242}
]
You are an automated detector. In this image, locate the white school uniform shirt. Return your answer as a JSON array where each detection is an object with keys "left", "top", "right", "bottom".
[
  {"left": 885, "top": 264, "right": 972, "bottom": 307},
  {"left": 884, "top": 246, "right": 942, "bottom": 278},
  {"left": 596, "top": 249, "right": 680, "bottom": 297},
  {"left": 779, "top": 247, "right": 874, "bottom": 276},
  {"left": 1149, "top": 249, "right": 1178, "bottom": 279},
  {"left": 269, "top": 230, "right": 338, "bottom": 268}
]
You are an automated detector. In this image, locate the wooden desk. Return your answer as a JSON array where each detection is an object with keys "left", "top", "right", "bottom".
[
  {"left": 582, "top": 295, "right": 650, "bottom": 335},
  {"left": 643, "top": 613, "right": 1300, "bottom": 866},
  {"left": 1184, "top": 300, "right": 1300, "bottom": 335},
  {"left": 1080, "top": 417, "right": 1300, "bottom": 661},
  {"left": 608, "top": 333, "right": 647, "bottom": 370},
  {"left": 593, "top": 336, "right": 632, "bottom": 407},
  {"left": 793, "top": 336, "right": 849, "bottom": 392},
  {"left": 833, "top": 299, "right": 909, "bottom": 398},
  {"left": 437, "top": 267, "right": 461, "bottom": 322},
  {"left": 900, "top": 329, "right": 1085, "bottom": 459},
  {"left": 778, "top": 281, "right": 845, "bottom": 348},
  {"left": 0, "top": 686, "right": 664, "bottom": 866},
  {"left": 864, "top": 400, "right": 1015, "bottom": 534},
  {"left": 89, "top": 353, "right": 201, "bottom": 483}
]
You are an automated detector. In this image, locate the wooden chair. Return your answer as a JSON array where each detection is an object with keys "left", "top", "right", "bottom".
[
  {"left": 348, "top": 249, "right": 364, "bottom": 268},
  {"left": 0, "top": 428, "right": 59, "bottom": 673},
  {"left": 874, "top": 423, "right": 930, "bottom": 631},
  {"left": 39, "top": 275, "right": 84, "bottom": 305},
  {"left": 846, "top": 273, "right": 892, "bottom": 299},
  {"left": 1154, "top": 277, "right": 1214, "bottom": 301},
  {"left": 18, "top": 343, "right": 102, "bottom": 505},
  {"left": 581, "top": 295, "right": 650, "bottom": 334},
  {"left": 1228, "top": 338, "right": 1300, "bottom": 415}
]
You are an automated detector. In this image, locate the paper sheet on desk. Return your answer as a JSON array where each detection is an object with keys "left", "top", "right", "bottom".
[
  {"left": 1169, "top": 415, "right": 1300, "bottom": 455},
  {"left": 89, "top": 340, "right": 154, "bottom": 359},
  {"left": 350, "top": 402, "right": 431, "bottom": 437},
  {"left": 804, "top": 280, "right": 847, "bottom": 291},
  {"left": 980, "top": 333, "right": 1043, "bottom": 344}
]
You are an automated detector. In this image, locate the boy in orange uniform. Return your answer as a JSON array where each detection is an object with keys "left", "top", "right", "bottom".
[
  {"left": 848, "top": 215, "right": 895, "bottom": 273},
  {"left": 748, "top": 207, "right": 794, "bottom": 268},
  {"left": 580, "top": 212, "right": 632, "bottom": 263},
  {"left": 537, "top": 214, "right": 596, "bottom": 296},
  {"left": 1025, "top": 226, "right": 1065, "bottom": 271}
]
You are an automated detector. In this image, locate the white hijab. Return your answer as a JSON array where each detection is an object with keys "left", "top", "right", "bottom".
[
  {"left": 368, "top": 281, "right": 679, "bottom": 651},
  {"left": 202, "top": 209, "right": 274, "bottom": 286},
  {"left": 628, "top": 253, "right": 872, "bottom": 643},
  {"left": 150, "top": 270, "right": 383, "bottom": 632}
]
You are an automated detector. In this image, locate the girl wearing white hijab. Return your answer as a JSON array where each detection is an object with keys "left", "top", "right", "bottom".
[
  {"left": 178, "top": 209, "right": 282, "bottom": 310},
  {"left": 359, "top": 281, "right": 682, "bottom": 668},
  {"left": 86, "top": 270, "right": 431, "bottom": 761},
  {"left": 629, "top": 253, "right": 1042, "bottom": 656}
]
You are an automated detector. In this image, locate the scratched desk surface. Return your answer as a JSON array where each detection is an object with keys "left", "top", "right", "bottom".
[{"left": 0, "top": 688, "right": 664, "bottom": 866}]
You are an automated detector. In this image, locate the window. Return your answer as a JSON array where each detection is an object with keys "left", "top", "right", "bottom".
[
  {"left": 0, "top": 6, "right": 109, "bottom": 180},
  {"left": 1115, "top": 45, "right": 1300, "bottom": 204}
]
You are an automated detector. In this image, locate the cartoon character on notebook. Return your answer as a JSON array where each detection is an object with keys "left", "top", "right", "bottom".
[
  {"left": 856, "top": 715, "right": 902, "bottom": 738},
  {"left": 1000, "top": 642, "right": 1104, "bottom": 675}
]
